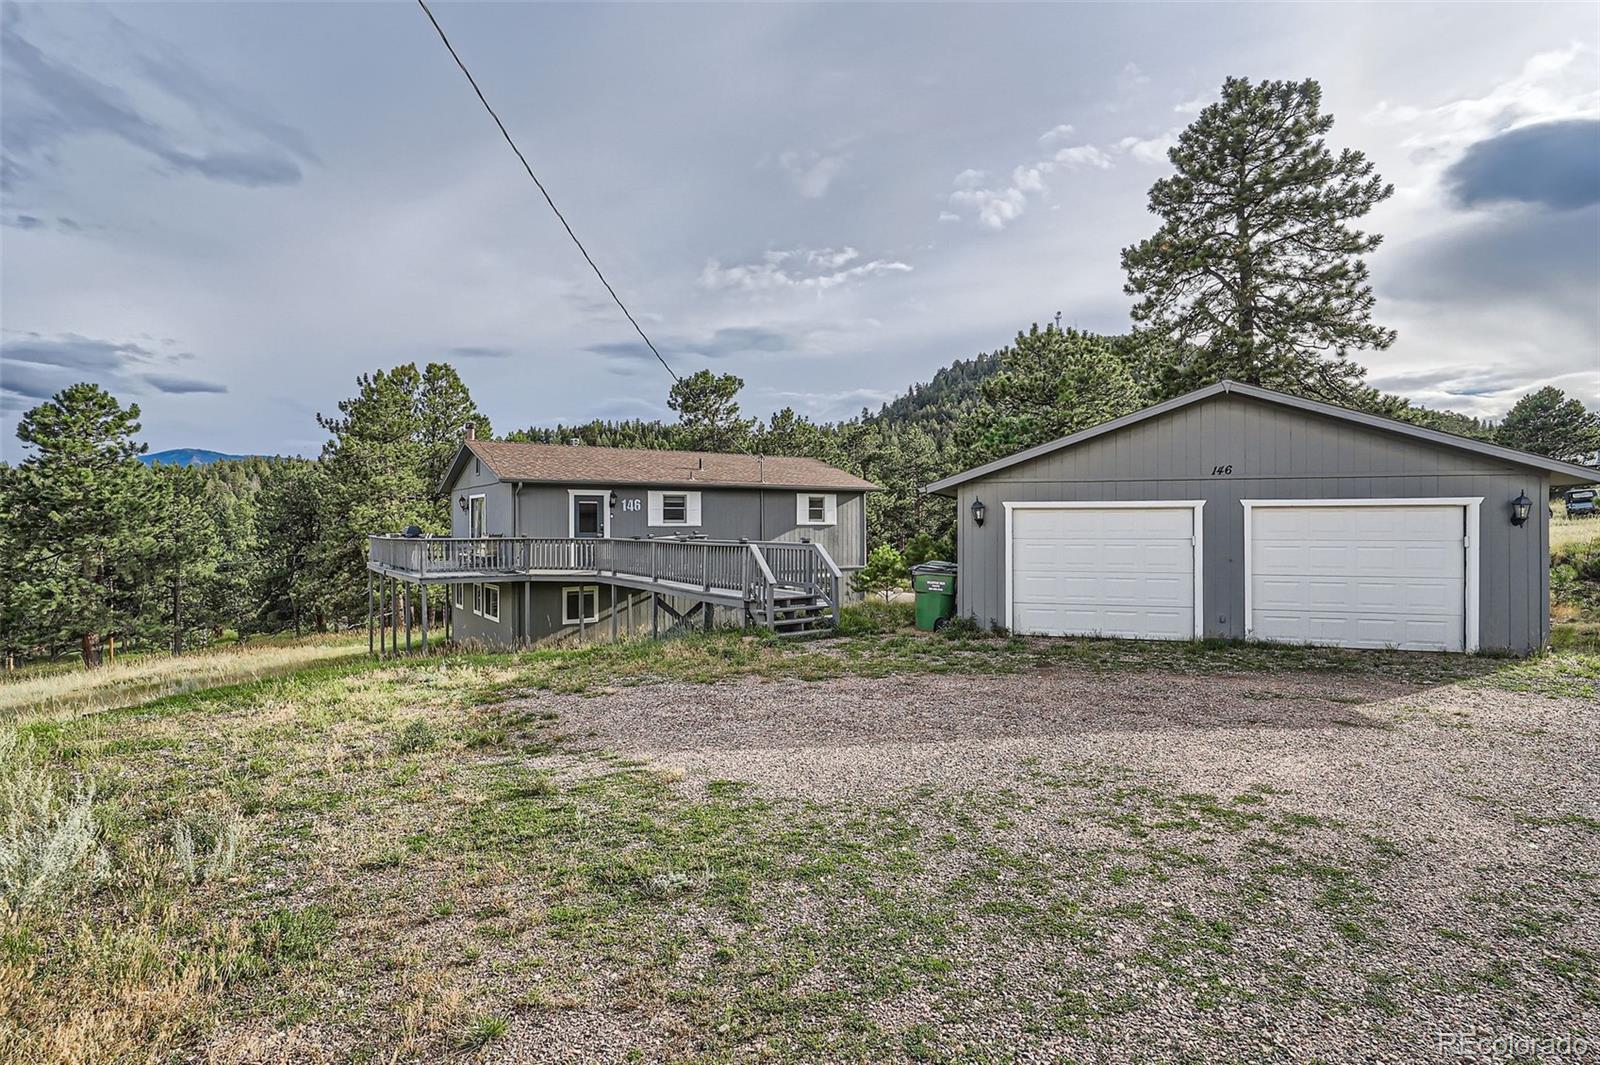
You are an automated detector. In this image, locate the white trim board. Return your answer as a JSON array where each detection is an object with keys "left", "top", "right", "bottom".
[
  {"left": 565, "top": 488, "right": 612, "bottom": 539},
  {"left": 1241, "top": 497, "right": 1482, "bottom": 654},
  {"left": 1002, "top": 500, "right": 1206, "bottom": 641}
]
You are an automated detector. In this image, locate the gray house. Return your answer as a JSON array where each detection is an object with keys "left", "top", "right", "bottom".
[
  {"left": 926, "top": 380, "right": 1597, "bottom": 654},
  {"left": 368, "top": 432, "right": 876, "bottom": 649}
]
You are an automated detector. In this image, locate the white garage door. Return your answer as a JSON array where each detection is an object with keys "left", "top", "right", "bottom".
[
  {"left": 1010, "top": 505, "right": 1198, "bottom": 639},
  {"left": 1248, "top": 504, "right": 1467, "bottom": 652}
]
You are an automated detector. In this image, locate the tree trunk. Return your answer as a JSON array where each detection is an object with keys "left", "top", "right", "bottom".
[
  {"left": 80, "top": 632, "right": 102, "bottom": 669},
  {"left": 1235, "top": 154, "right": 1257, "bottom": 384}
]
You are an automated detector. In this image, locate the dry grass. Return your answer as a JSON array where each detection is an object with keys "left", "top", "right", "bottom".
[
  {"left": 0, "top": 636, "right": 366, "bottom": 724},
  {"left": 1552, "top": 513, "right": 1600, "bottom": 551},
  {"left": 1551, "top": 499, "right": 1600, "bottom": 552}
]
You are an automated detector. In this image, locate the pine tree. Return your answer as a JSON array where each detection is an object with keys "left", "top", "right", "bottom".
[
  {"left": 252, "top": 461, "right": 324, "bottom": 634},
  {"left": 146, "top": 465, "right": 226, "bottom": 653},
  {"left": 1122, "top": 77, "right": 1395, "bottom": 401},
  {"left": 2, "top": 384, "right": 154, "bottom": 666},
  {"left": 852, "top": 544, "right": 907, "bottom": 602},
  {"left": 313, "top": 363, "right": 491, "bottom": 621},
  {"left": 667, "top": 370, "right": 756, "bottom": 452},
  {"left": 1495, "top": 387, "right": 1600, "bottom": 461},
  {"left": 956, "top": 325, "right": 1146, "bottom": 464}
]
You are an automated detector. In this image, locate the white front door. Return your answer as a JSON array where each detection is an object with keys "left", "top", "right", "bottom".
[
  {"left": 1247, "top": 503, "right": 1468, "bottom": 652},
  {"left": 1009, "top": 504, "right": 1200, "bottom": 640}
]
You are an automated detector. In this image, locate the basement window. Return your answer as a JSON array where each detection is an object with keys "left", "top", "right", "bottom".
[
  {"left": 453, "top": 584, "right": 464, "bottom": 610},
  {"left": 473, "top": 583, "right": 483, "bottom": 616},
  {"left": 483, "top": 584, "right": 500, "bottom": 623},
  {"left": 563, "top": 586, "right": 600, "bottom": 625}
]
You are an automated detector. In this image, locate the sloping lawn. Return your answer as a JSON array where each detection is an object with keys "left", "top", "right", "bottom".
[{"left": 3, "top": 624, "right": 1596, "bottom": 1063}]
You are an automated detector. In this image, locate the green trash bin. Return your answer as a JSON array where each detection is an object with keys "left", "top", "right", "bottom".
[{"left": 912, "top": 561, "right": 958, "bottom": 631}]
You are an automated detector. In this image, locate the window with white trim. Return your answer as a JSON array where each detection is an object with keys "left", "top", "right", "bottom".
[
  {"left": 472, "top": 582, "right": 483, "bottom": 615},
  {"left": 469, "top": 494, "right": 486, "bottom": 538},
  {"left": 647, "top": 490, "right": 701, "bottom": 527},
  {"left": 482, "top": 583, "right": 500, "bottom": 623},
  {"left": 453, "top": 583, "right": 464, "bottom": 610},
  {"left": 562, "top": 585, "right": 599, "bottom": 624},
  {"left": 796, "top": 492, "right": 837, "bottom": 526}
]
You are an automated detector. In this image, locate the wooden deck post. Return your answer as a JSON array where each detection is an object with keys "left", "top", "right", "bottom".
[
  {"left": 420, "top": 584, "right": 429, "bottom": 653},
  {"left": 610, "top": 584, "right": 618, "bottom": 643},
  {"left": 651, "top": 594, "right": 659, "bottom": 638},
  {"left": 402, "top": 581, "right": 411, "bottom": 653},
  {"left": 367, "top": 572, "right": 375, "bottom": 656}
]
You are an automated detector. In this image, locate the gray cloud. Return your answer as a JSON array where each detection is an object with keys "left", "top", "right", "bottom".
[
  {"left": 448, "top": 346, "right": 514, "bottom": 360},
  {"left": 586, "top": 326, "right": 794, "bottom": 365},
  {"left": 1445, "top": 119, "right": 1600, "bottom": 211},
  {"left": 2, "top": 333, "right": 158, "bottom": 371},
  {"left": 0, "top": 360, "right": 79, "bottom": 400},
  {"left": 1, "top": 332, "right": 222, "bottom": 405},
  {"left": 142, "top": 373, "right": 227, "bottom": 395},
  {"left": 1, "top": 6, "right": 314, "bottom": 194},
  {"left": 1384, "top": 205, "right": 1600, "bottom": 307}
]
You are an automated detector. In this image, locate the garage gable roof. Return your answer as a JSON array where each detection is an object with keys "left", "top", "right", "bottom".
[{"left": 923, "top": 380, "right": 1599, "bottom": 494}]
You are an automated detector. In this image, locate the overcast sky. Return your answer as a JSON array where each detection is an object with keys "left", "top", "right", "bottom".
[{"left": 2, "top": 2, "right": 1597, "bottom": 459}]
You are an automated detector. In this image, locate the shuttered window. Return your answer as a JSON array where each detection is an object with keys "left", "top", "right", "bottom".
[
  {"left": 796, "top": 493, "right": 837, "bottom": 526},
  {"left": 647, "top": 490, "right": 701, "bottom": 526}
]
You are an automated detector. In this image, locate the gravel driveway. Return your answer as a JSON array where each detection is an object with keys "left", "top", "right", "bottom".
[{"left": 497, "top": 666, "right": 1600, "bottom": 1063}]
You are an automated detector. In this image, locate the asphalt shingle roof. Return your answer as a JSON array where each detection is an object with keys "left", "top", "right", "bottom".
[{"left": 460, "top": 440, "right": 878, "bottom": 491}]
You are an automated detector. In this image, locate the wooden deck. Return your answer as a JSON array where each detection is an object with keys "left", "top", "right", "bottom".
[{"left": 366, "top": 535, "right": 843, "bottom": 643}]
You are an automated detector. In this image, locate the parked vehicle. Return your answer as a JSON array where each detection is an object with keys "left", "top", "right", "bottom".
[{"left": 1565, "top": 487, "right": 1597, "bottom": 518}]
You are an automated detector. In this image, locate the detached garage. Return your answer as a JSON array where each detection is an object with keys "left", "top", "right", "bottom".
[{"left": 926, "top": 381, "right": 1597, "bottom": 654}]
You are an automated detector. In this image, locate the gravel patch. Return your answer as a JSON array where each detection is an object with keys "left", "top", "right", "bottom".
[{"left": 486, "top": 667, "right": 1600, "bottom": 1063}]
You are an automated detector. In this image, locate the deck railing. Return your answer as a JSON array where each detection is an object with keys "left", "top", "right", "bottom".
[{"left": 368, "top": 535, "right": 842, "bottom": 624}]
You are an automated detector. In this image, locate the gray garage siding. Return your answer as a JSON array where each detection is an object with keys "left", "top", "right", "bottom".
[{"left": 952, "top": 394, "right": 1551, "bottom": 653}]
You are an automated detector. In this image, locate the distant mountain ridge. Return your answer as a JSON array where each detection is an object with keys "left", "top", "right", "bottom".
[{"left": 140, "top": 448, "right": 253, "bottom": 467}]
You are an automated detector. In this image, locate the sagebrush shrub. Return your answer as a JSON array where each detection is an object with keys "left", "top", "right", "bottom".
[
  {"left": 0, "top": 728, "right": 109, "bottom": 911},
  {"left": 394, "top": 718, "right": 436, "bottom": 754},
  {"left": 172, "top": 810, "right": 244, "bottom": 884}
]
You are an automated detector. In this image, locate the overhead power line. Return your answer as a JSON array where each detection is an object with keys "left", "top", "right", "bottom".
[{"left": 415, "top": 0, "right": 679, "bottom": 383}]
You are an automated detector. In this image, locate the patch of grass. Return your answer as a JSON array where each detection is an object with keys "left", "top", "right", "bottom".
[
  {"left": 0, "top": 635, "right": 365, "bottom": 723},
  {"left": 454, "top": 1013, "right": 508, "bottom": 1049},
  {"left": 393, "top": 717, "right": 437, "bottom": 754}
]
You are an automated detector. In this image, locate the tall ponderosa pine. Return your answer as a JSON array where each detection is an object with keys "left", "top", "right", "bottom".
[
  {"left": 1122, "top": 77, "right": 1395, "bottom": 401},
  {"left": 3, "top": 384, "right": 153, "bottom": 666}
]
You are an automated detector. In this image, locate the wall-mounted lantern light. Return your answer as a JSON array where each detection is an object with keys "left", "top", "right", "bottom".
[
  {"left": 457, "top": 495, "right": 468, "bottom": 512},
  {"left": 608, "top": 490, "right": 619, "bottom": 510},
  {"left": 971, "top": 498, "right": 987, "bottom": 527},
  {"left": 1510, "top": 490, "right": 1532, "bottom": 527}
]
